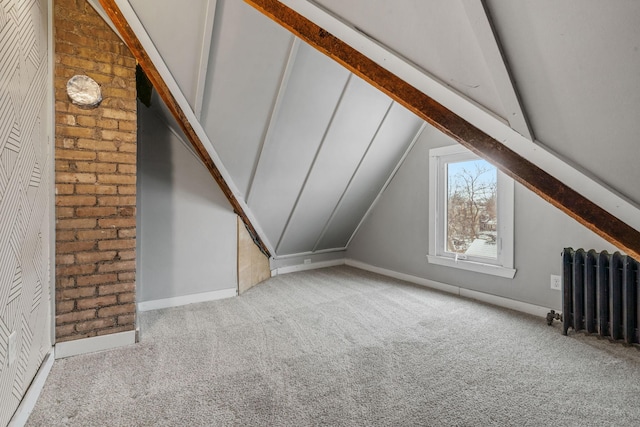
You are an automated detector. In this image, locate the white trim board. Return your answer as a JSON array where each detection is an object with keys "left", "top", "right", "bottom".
[
  {"left": 55, "top": 330, "right": 136, "bottom": 359},
  {"left": 271, "top": 259, "right": 345, "bottom": 276},
  {"left": 345, "top": 259, "right": 555, "bottom": 317},
  {"left": 8, "top": 349, "right": 55, "bottom": 427},
  {"left": 137, "top": 288, "right": 237, "bottom": 312}
]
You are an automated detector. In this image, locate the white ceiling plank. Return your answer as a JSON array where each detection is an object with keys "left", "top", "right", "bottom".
[
  {"left": 275, "top": 74, "right": 353, "bottom": 253},
  {"left": 246, "top": 36, "right": 299, "bottom": 204},
  {"left": 311, "top": 99, "right": 394, "bottom": 252},
  {"left": 194, "top": 0, "right": 218, "bottom": 119},
  {"left": 460, "top": 0, "right": 533, "bottom": 140},
  {"left": 345, "top": 122, "right": 427, "bottom": 249},
  {"left": 275, "top": 0, "right": 640, "bottom": 234}
]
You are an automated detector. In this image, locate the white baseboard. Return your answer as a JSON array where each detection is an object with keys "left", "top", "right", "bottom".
[
  {"left": 8, "top": 349, "right": 55, "bottom": 427},
  {"left": 345, "top": 259, "right": 554, "bottom": 317},
  {"left": 55, "top": 330, "right": 136, "bottom": 359},
  {"left": 137, "top": 288, "right": 237, "bottom": 312},
  {"left": 273, "top": 259, "right": 346, "bottom": 276}
]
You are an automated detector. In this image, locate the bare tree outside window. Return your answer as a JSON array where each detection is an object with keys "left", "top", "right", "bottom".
[{"left": 446, "top": 159, "right": 497, "bottom": 258}]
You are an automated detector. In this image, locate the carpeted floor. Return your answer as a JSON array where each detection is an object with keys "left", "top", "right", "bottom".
[{"left": 28, "top": 266, "right": 640, "bottom": 426}]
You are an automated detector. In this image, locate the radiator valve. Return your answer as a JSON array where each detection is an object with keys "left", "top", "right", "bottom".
[{"left": 546, "top": 310, "right": 562, "bottom": 326}]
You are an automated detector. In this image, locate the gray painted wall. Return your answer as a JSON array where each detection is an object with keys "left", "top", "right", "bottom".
[
  {"left": 137, "top": 101, "right": 237, "bottom": 303},
  {"left": 347, "top": 124, "right": 617, "bottom": 310}
]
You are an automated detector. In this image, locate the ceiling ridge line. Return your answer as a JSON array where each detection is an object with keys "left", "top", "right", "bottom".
[
  {"left": 275, "top": 73, "right": 353, "bottom": 253},
  {"left": 460, "top": 0, "right": 533, "bottom": 140},
  {"left": 246, "top": 36, "right": 300, "bottom": 204},
  {"left": 311, "top": 99, "right": 394, "bottom": 253}
]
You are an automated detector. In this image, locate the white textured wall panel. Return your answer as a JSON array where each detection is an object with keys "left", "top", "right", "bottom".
[{"left": 0, "top": 0, "right": 52, "bottom": 424}]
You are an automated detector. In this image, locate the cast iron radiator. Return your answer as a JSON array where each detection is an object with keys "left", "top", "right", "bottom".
[{"left": 562, "top": 248, "right": 640, "bottom": 344}]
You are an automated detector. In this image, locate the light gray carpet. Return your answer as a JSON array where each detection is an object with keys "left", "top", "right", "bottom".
[{"left": 28, "top": 266, "right": 640, "bottom": 426}]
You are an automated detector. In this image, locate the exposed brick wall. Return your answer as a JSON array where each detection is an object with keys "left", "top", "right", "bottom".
[{"left": 54, "top": 0, "right": 137, "bottom": 342}]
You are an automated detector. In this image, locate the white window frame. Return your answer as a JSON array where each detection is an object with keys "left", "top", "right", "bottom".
[{"left": 427, "top": 145, "right": 516, "bottom": 278}]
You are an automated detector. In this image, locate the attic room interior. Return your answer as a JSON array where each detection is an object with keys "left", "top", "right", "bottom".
[{"left": 2, "top": 0, "right": 640, "bottom": 425}]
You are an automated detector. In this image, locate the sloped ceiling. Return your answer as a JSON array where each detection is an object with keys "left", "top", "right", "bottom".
[
  {"left": 111, "top": 0, "right": 640, "bottom": 258},
  {"left": 127, "top": 0, "right": 425, "bottom": 257}
]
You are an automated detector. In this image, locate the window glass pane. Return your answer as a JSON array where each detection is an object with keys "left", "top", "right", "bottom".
[{"left": 446, "top": 159, "right": 497, "bottom": 259}]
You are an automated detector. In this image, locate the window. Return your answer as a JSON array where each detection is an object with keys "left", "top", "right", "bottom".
[{"left": 428, "top": 145, "right": 515, "bottom": 278}]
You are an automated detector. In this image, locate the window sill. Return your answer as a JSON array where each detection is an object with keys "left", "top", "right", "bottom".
[{"left": 426, "top": 255, "right": 516, "bottom": 279}]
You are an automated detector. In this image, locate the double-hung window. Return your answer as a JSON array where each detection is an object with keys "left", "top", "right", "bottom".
[{"left": 428, "top": 145, "right": 516, "bottom": 278}]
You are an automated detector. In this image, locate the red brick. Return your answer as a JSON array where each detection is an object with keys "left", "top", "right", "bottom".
[
  {"left": 56, "top": 218, "right": 96, "bottom": 229},
  {"left": 118, "top": 292, "right": 135, "bottom": 304},
  {"left": 117, "top": 164, "right": 136, "bottom": 174},
  {"left": 118, "top": 250, "right": 136, "bottom": 260},
  {"left": 56, "top": 230, "right": 76, "bottom": 241},
  {"left": 77, "top": 229, "right": 117, "bottom": 241},
  {"left": 57, "top": 241, "right": 96, "bottom": 253},
  {"left": 97, "top": 174, "right": 136, "bottom": 185},
  {"left": 118, "top": 228, "right": 136, "bottom": 238},
  {"left": 99, "top": 218, "right": 135, "bottom": 228},
  {"left": 56, "top": 184, "right": 75, "bottom": 194},
  {"left": 56, "top": 207, "right": 75, "bottom": 218},
  {"left": 58, "top": 287, "right": 95, "bottom": 300},
  {"left": 76, "top": 116, "right": 96, "bottom": 127},
  {"left": 98, "top": 261, "right": 135, "bottom": 273},
  {"left": 76, "top": 184, "right": 117, "bottom": 195},
  {"left": 56, "top": 195, "right": 96, "bottom": 206},
  {"left": 102, "top": 108, "right": 136, "bottom": 121},
  {"left": 77, "top": 295, "right": 118, "bottom": 310},
  {"left": 118, "top": 121, "right": 136, "bottom": 132},
  {"left": 97, "top": 303, "right": 135, "bottom": 318},
  {"left": 74, "top": 162, "right": 117, "bottom": 173},
  {"left": 56, "top": 254, "right": 75, "bottom": 265},
  {"left": 76, "top": 138, "right": 118, "bottom": 151},
  {"left": 118, "top": 272, "right": 136, "bottom": 281},
  {"left": 75, "top": 318, "right": 116, "bottom": 333},
  {"left": 97, "top": 119, "right": 118, "bottom": 130},
  {"left": 118, "top": 143, "right": 136, "bottom": 153},
  {"left": 56, "top": 124, "right": 96, "bottom": 138},
  {"left": 76, "top": 251, "right": 117, "bottom": 263},
  {"left": 98, "top": 196, "right": 135, "bottom": 206},
  {"left": 55, "top": 324, "right": 76, "bottom": 337},
  {"left": 56, "top": 309, "right": 96, "bottom": 325},
  {"left": 56, "top": 264, "right": 96, "bottom": 276},
  {"left": 98, "top": 282, "right": 135, "bottom": 295},
  {"left": 76, "top": 207, "right": 117, "bottom": 217},
  {"left": 76, "top": 273, "right": 117, "bottom": 287},
  {"left": 57, "top": 300, "right": 75, "bottom": 313},
  {"left": 57, "top": 276, "right": 75, "bottom": 288},
  {"left": 98, "top": 239, "right": 135, "bottom": 251},
  {"left": 118, "top": 314, "right": 135, "bottom": 326},
  {"left": 57, "top": 172, "right": 96, "bottom": 184},
  {"left": 55, "top": 149, "right": 96, "bottom": 161},
  {"left": 100, "top": 129, "right": 136, "bottom": 143},
  {"left": 118, "top": 207, "right": 136, "bottom": 217},
  {"left": 118, "top": 185, "right": 136, "bottom": 195}
]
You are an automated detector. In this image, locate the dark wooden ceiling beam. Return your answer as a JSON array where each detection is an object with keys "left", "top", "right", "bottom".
[
  {"left": 99, "top": 0, "right": 271, "bottom": 257},
  {"left": 244, "top": 0, "right": 640, "bottom": 260}
]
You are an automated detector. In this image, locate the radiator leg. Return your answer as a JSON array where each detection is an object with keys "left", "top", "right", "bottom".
[{"left": 546, "top": 310, "right": 562, "bottom": 326}]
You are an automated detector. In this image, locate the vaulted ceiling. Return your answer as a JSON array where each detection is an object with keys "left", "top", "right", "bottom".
[{"left": 92, "top": 0, "right": 640, "bottom": 260}]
